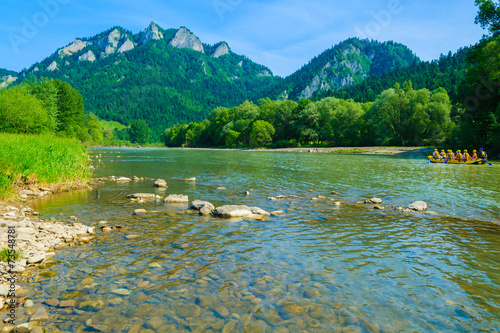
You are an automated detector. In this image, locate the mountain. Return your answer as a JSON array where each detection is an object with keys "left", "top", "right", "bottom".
[
  {"left": 0, "top": 68, "right": 18, "bottom": 88},
  {"left": 8, "top": 22, "right": 281, "bottom": 139},
  {"left": 314, "top": 47, "right": 470, "bottom": 103},
  {"left": 265, "top": 38, "right": 418, "bottom": 101}
]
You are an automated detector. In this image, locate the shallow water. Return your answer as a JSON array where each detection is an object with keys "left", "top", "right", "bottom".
[{"left": 26, "top": 148, "right": 500, "bottom": 332}]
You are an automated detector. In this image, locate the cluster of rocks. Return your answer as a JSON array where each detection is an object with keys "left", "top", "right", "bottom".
[
  {"left": 0, "top": 204, "right": 94, "bottom": 331},
  {"left": 359, "top": 197, "right": 429, "bottom": 212}
]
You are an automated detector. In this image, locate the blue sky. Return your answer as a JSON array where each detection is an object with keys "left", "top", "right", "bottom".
[{"left": 0, "top": 0, "right": 486, "bottom": 77}]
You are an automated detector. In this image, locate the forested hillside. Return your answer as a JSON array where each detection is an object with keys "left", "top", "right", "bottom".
[
  {"left": 316, "top": 48, "right": 470, "bottom": 102},
  {"left": 0, "top": 68, "right": 17, "bottom": 77},
  {"left": 11, "top": 23, "right": 281, "bottom": 140},
  {"left": 265, "top": 38, "right": 418, "bottom": 101}
]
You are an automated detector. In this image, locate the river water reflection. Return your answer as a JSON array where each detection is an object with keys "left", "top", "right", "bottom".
[{"left": 29, "top": 148, "right": 500, "bottom": 332}]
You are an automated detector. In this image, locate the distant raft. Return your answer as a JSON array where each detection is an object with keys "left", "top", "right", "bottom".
[{"left": 428, "top": 157, "right": 487, "bottom": 165}]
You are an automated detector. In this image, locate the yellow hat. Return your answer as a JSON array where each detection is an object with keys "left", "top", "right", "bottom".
[
  {"left": 464, "top": 149, "right": 467, "bottom": 152},
  {"left": 473, "top": 150, "right": 476, "bottom": 153}
]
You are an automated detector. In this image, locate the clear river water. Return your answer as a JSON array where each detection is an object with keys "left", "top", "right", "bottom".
[{"left": 26, "top": 148, "right": 500, "bottom": 332}]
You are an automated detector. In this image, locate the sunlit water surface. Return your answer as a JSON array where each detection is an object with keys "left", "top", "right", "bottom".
[{"left": 24, "top": 148, "right": 500, "bottom": 332}]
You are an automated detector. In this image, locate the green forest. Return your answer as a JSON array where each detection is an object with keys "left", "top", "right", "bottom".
[{"left": 162, "top": 83, "right": 453, "bottom": 148}]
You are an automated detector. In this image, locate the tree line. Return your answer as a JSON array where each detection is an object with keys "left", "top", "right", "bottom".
[
  {"left": 0, "top": 78, "right": 152, "bottom": 145},
  {"left": 162, "top": 82, "right": 453, "bottom": 148}
]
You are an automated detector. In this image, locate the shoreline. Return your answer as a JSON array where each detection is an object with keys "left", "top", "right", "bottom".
[
  {"left": 95, "top": 145, "right": 436, "bottom": 156},
  {"left": 0, "top": 183, "right": 97, "bottom": 332}
]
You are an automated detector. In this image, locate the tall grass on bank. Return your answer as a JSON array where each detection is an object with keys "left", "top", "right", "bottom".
[{"left": 0, "top": 133, "right": 90, "bottom": 197}]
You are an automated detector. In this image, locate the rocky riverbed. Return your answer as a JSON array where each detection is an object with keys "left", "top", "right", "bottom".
[{"left": 0, "top": 202, "right": 95, "bottom": 333}]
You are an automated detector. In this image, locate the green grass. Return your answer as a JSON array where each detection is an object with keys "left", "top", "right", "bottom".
[
  {"left": 99, "top": 119, "right": 127, "bottom": 131},
  {"left": 0, "top": 248, "right": 23, "bottom": 262},
  {"left": 0, "top": 133, "right": 91, "bottom": 197}
]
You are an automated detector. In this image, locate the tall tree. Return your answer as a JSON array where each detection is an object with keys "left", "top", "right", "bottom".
[{"left": 129, "top": 119, "right": 150, "bottom": 144}]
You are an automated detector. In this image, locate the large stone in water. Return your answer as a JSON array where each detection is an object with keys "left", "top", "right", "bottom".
[
  {"left": 409, "top": 201, "right": 427, "bottom": 212},
  {"left": 154, "top": 179, "right": 168, "bottom": 188},
  {"left": 214, "top": 205, "right": 253, "bottom": 218},
  {"left": 164, "top": 194, "right": 189, "bottom": 203},
  {"left": 190, "top": 200, "right": 214, "bottom": 215}
]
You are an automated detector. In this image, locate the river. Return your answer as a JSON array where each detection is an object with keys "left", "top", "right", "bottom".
[{"left": 27, "top": 148, "right": 500, "bottom": 332}]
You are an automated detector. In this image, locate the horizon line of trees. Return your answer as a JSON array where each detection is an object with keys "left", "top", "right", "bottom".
[{"left": 162, "top": 81, "right": 455, "bottom": 148}]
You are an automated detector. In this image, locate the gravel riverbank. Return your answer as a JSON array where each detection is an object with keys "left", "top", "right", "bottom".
[{"left": 0, "top": 201, "right": 95, "bottom": 332}]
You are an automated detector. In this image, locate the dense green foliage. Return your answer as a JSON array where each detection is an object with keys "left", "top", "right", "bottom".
[
  {"left": 0, "top": 78, "right": 106, "bottom": 144},
  {"left": 19, "top": 26, "right": 281, "bottom": 141},
  {"left": 265, "top": 38, "right": 418, "bottom": 101},
  {"left": 0, "top": 133, "right": 90, "bottom": 197},
  {"left": 316, "top": 48, "right": 470, "bottom": 103},
  {"left": 450, "top": 2, "right": 500, "bottom": 156},
  {"left": 162, "top": 83, "right": 452, "bottom": 148},
  {"left": 128, "top": 119, "right": 150, "bottom": 145},
  {"left": 0, "top": 68, "right": 17, "bottom": 77}
]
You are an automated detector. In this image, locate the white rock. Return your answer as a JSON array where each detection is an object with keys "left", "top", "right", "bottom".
[
  {"left": 78, "top": 50, "right": 96, "bottom": 62},
  {"left": 140, "top": 22, "right": 163, "bottom": 44},
  {"left": 212, "top": 42, "right": 230, "bottom": 58},
  {"left": 27, "top": 254, "right": 46, "bottom": 264},
  {"left": 116, "top": 177, "right": 132, "bottom": 182},
  {"left": 249, "top": 207, "right": 270, "bottom": 216},
  {"left": 169, "top": 27, "right": 204, "bottom": 53},
  {"left": 214, "top": 205, "right": 253, "bottom": 218},
  {"left": 164, "top": 194, "right": 189, "bottom": 203},
  {"left": 154, "top": 179, "right": 168, "bottom": 188},
  {"left": 46, "top": 61, "right": 58, "bottom": 71},
  {"left": 58, "top": 39, "right": 90, "bottom": 57}
]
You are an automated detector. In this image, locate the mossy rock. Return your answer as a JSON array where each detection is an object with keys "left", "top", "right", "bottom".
[
  {"left": 60, "top": 291, "right": 85, "bottom": 299},
  {"left": 37, "top": 270, "right": 57, "bottom": 278},
  {"left": 39, "top": 260, "right": 61, "bottom": 269}
]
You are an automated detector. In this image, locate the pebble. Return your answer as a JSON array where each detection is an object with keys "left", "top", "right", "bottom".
[
  {"left": 24, "top": 300, "right": 34, "bottom": 308},
  {"left": 111, "top": 288, "right": 131, "bottom": 296},
  {"left": 29, "top": 306, "right": 49, "bottom": 321},
  {"left": 133, "top": 209, "right": 147, "bottom": 216}
]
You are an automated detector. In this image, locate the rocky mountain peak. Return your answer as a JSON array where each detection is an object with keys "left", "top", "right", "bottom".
[
  {"left": 212, "top": 42, "right": 230, "bottom": 58},
  {"left": 78, "top": 50, "right": 96, "bottom": 62},
  {"left": 140, "top": 21, "right": 163, "bottom": 45},
  {"left": 169, "top": 27, "right": 204, "bottom": 53},
  {"left": 58, "top": 39, "right": 90, "bottom": 58}
]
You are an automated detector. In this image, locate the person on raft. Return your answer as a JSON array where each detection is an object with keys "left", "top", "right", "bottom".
[
  {"left": 455, "top": 150, "right": 463, "bottom": 161},
  {"left": 440, "top": 150, "right": 446, "bottom": 159},
  {"left": 480, "top": 148, "right": 488, "bottom": 161},
  {"left": 462, "top": 149, "right": 471, "bottom": 161},
  {"left": 432, "top": 149, "right": 441, "bottom": 159}
]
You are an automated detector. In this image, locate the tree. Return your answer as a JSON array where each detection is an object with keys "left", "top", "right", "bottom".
[
  {"left": 475, "top": 0, "right": 500, "bottom": 36},
  {"left": 129, "top": 119, "right": 150, "bottom": 144},
  {"left": 0, "top": 85, "right": 53, "bottom": 134},
  {"left": 365, "top": 82, "right": 452, "bottom": 145},
  {"left": 249, "top": 120, "right": 275, "bottom": 146},
  {"left": 54, "top": 79, "right": 85, "bottom": 137},
  {"left": 457, "top": 35, "right": 500, "bottom": 152}
]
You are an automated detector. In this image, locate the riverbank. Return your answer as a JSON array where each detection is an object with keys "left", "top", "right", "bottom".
[
  {"left": 0, "top": 201, "right": 95, "bottom": 332},
  {"left": 0, "top": 133, "right": 91, "bottom": 199}
]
